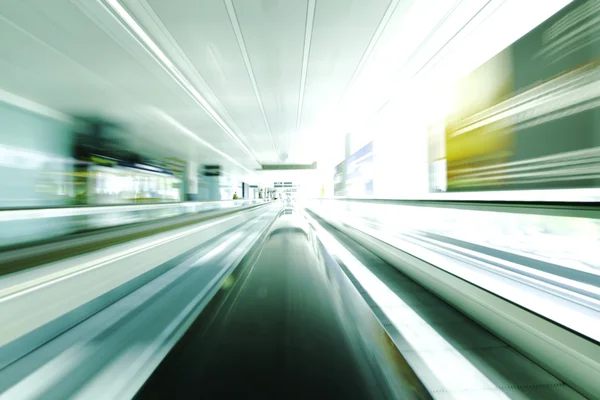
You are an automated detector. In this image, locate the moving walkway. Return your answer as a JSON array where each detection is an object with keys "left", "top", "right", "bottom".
[{"left": 0, "top": 198, "right": 597, "bottom": 399}]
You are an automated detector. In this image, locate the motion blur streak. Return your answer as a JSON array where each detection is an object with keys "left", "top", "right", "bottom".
[
  {"left": 429, "top": 0, "right": 600, "bottom": 193},
  {"left": 0, "top": 0, "right": 599, "bottom": 399},
  {"left": 305, "top": 211, "right": 512, "bottom": 399}
]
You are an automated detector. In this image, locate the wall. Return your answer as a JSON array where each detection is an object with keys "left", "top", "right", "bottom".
[
  {"left": 0, "top": 101, "right": 74, "bottom": 243},
  {"left": 0, "top": 102, "right": 73, "bottom": 208}
]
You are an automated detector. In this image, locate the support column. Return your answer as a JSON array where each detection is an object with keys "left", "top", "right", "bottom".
[
  {"left": 202, "top": 165, "right": 221, "bottom": 201},
  {"left": 242, "top": 182, "right": 250, "bottom": 199},
  {"left": 249, "top": 185, "right": 258, "bottom": 199},
  {"left": 342, "top": 132, "right": 351, "bottom": 196},
  {"left": 184, "top": 161, "right": 198, "bottom": 201}
]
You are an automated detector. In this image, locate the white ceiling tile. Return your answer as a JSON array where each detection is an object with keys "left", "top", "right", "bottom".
[
  {"left": 302, "top": 0, "right": 391, "bottom": 126},
  {"left": 141, "top": 0, "right": 277, "bottom": 163},
  {"left": 232, "top": 0, "right": 308, "bottom": 158}
]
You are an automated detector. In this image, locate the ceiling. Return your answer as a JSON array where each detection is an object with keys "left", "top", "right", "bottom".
[{"left": 0, "top": 0, "right": 572, "bottom": 183}]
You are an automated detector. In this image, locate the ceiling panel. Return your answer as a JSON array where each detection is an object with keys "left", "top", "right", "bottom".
[
  {"left": 299, "top": 0, "right": 391, "bottom": 141},
  {"left": 140, "top": 0, "right": 278, "bottom": 163},
  {"left": 0, "top": 0, "right": 258, "bottom": 173},
  {"left": 0, "top": 9, "right": 115, "bottom": 106},
  {"left": 232, "top": 0, "right": 308, "bottom": 159},
  {"left": 0, "top": 1, "right": 184, "bottom": 112}
]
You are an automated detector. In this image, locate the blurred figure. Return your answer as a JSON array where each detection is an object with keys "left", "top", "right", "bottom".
[{"left": 233, "top": 192, "right": 239, "bottom": 200}]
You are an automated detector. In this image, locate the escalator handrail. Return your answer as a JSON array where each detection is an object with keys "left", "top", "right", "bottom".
[{"left": 314, "top": 197, "right": 600, "bottom": 219}]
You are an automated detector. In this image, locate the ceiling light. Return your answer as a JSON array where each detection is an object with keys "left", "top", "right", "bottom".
[
  {"left": 152, "top": 108, "right": 255, "bottom": 176},
  {"left": 296, "top": 0, "right": 316, "bottom": 136},
  {"left": 100, "top": 0, "right": 261, "bottom": 167},
  {"left": 224, "top": 0, "right": 278, "bottom": 159}
]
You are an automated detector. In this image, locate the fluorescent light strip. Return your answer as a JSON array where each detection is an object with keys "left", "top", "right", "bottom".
[
  {"left": 296, "top": 0, "right": 316, "bottom": 136},
  {"left": 339, "top": 0, "right": 401, "bottom": 106},
  {"left": 401, "top": 0, "right": 462, "bottom": 73},
  {"left": 318, "top": 0, "right": 402, "bottom": 142},
  {"left": 153, "top": 109, "right": 255, "bottom": 175},
  {"left": 412, "top": 0, "right": 498, "bottom": 79},
  {"left": 0, "top": 89, "right": 73, "bottom": 123},
  {"left": 224, "top": 0, "right": 278, "bottom": 159},
  {"left": 421, "top": 0, "right": 570, "bottom": 86},
  {"left": 101, "top": 0, "right": 260, "bottom": 166}
]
